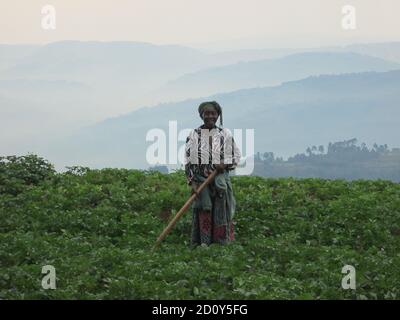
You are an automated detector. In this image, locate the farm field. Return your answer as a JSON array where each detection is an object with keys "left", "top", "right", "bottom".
[{"left": 1, "top": 155, "right": 400, "bottom": 299}]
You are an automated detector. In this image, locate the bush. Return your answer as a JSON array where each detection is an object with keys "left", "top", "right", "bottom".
[{"left": 0, "top": 154, "right": 55, "bottom": 195}]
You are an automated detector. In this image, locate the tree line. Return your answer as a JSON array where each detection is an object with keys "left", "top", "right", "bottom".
[{"left": 253, "top": 138, "right": 400, "bottom": 182}]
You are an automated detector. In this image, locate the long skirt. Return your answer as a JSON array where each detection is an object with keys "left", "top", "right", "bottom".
[{"left": 191, "top": 172, "right": 236, "bottom": 246}]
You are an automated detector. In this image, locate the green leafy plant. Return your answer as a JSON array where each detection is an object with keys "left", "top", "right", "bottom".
[{"left": 1, "top": 154, "right": 399, "bottom": 299}]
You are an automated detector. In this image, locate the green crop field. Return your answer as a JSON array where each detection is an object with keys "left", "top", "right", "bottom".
[{"left": 1, "top": 155, "right": 400, "bottom": 299}]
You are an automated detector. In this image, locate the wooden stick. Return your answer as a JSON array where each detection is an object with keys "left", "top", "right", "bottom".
[{"left": 152, "top": 170, "right": 218, "bottom": 250}]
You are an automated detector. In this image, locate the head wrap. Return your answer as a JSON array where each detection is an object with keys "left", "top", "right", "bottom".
[{"left": 198, "top": 101, "right": 223, "bottom": 126}]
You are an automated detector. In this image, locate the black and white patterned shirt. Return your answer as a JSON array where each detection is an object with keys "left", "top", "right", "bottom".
[{"left": 184, "top": 125, "right": 241, "bottom": 184}]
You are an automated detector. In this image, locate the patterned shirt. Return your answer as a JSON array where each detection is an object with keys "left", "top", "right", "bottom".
[{"left": 184, "top": 125, "right": 241, "bottom": 184}]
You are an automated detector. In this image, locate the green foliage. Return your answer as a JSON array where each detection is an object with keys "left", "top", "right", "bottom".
[
  {"left": 0, "top": 154, "right": 55, "bottom": 196},
  {"left": 1, "top": 155, "right": 400, "bottom": 299}
]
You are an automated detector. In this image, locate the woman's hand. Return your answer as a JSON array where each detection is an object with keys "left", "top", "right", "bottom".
[
  {"left": 190, "top": 182, "right": 198, "bottom": 195},
  {"left": 215, "top": 163, "right": 227, "bottom": 173}
]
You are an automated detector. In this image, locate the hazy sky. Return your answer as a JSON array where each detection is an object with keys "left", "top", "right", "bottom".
[{"left": 1, "top": 0, "right": 400, "bottom": 49}]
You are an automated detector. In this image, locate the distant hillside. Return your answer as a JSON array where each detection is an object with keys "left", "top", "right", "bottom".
[
  {"left": 153, "top": 52, "right": 400, "bottom": 101},
  {"left": 346, "top": 42, "right": 400, "bottom": 63},
  {"left": 0, "top": 41, "right": 213, "bottom": 108},
  {"left": 40, "top": 69, "right": 400, "bottom": 171},
  {"left": 1, "top": 41, "right": 400, "bottom": 119},
  {"left": 0, "top": 41, "right": 217, "bottom": 148},
  {"left": 2, "top": 41, "right": 400, "bottom": 168},
  {"left": 0, "top": 41, "right": 314, "bottom": 143},
  {"left": 253, "top": 138, "right": 400, "bottom": 182},
  {"left": 0, "top": 44, "right": 40, "bottom": 71}
]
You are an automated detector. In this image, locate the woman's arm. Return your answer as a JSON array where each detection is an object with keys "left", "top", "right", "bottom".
[
  {"left": 184, "top": 130, "right": 196, "bottom": 185},
  {"left": 223, "top": 128, "right": 241, "bottom": 171}
]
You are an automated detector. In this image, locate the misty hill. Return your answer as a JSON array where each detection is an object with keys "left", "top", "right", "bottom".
[
  {"left": 0, "top": 41, "right": 217, "bottom": 147},
  {"left": 1, "top": 41, "right": 399, "bottom": 117},
  {"left": 1, "top": 41, "right": 304, "bottom": 94},
  {"left": 0, "top": 79, "right": 91, "bottom": 98},
  {"left": 0, "top": 78, "right": 96, "bottom": 154},
  {"left": 2, "top": 41, "right": 400, "bottom": 111},
  {"left": 0, "top": 41, "right": 312, "bottom": 130},
  {"left": 199, "top": 41, "right": 400, "bottom": 64},
  {"left": 0, "top": 44, "right": 40, "bottom": 71},
  {"left": 0, "top": 41, "right": 209, "bottom": 102},
  {"left": 346, "top": 42, "right": 400, "bottom": 63},
  {"left": 2, "top": 41, "right": 400, "bottom": 165},
  {"left": 41, "top": 69, "right": 400, "bottom": 171},
  {"left": 153, "top": 52, "right": 400, "bottom": 101}
]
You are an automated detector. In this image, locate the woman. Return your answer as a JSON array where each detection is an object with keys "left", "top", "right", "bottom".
[{"left": 185, "top": 101, "right": 241, "bottom": 246}]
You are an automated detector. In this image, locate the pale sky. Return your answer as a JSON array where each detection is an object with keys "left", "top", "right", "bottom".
[{"left": 0, "top": 0, "right": 400, "bottom": 49}]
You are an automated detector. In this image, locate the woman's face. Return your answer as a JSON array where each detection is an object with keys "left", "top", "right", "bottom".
[{"left": 202, "top": 105, "right": 219, "bottom": 128}]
